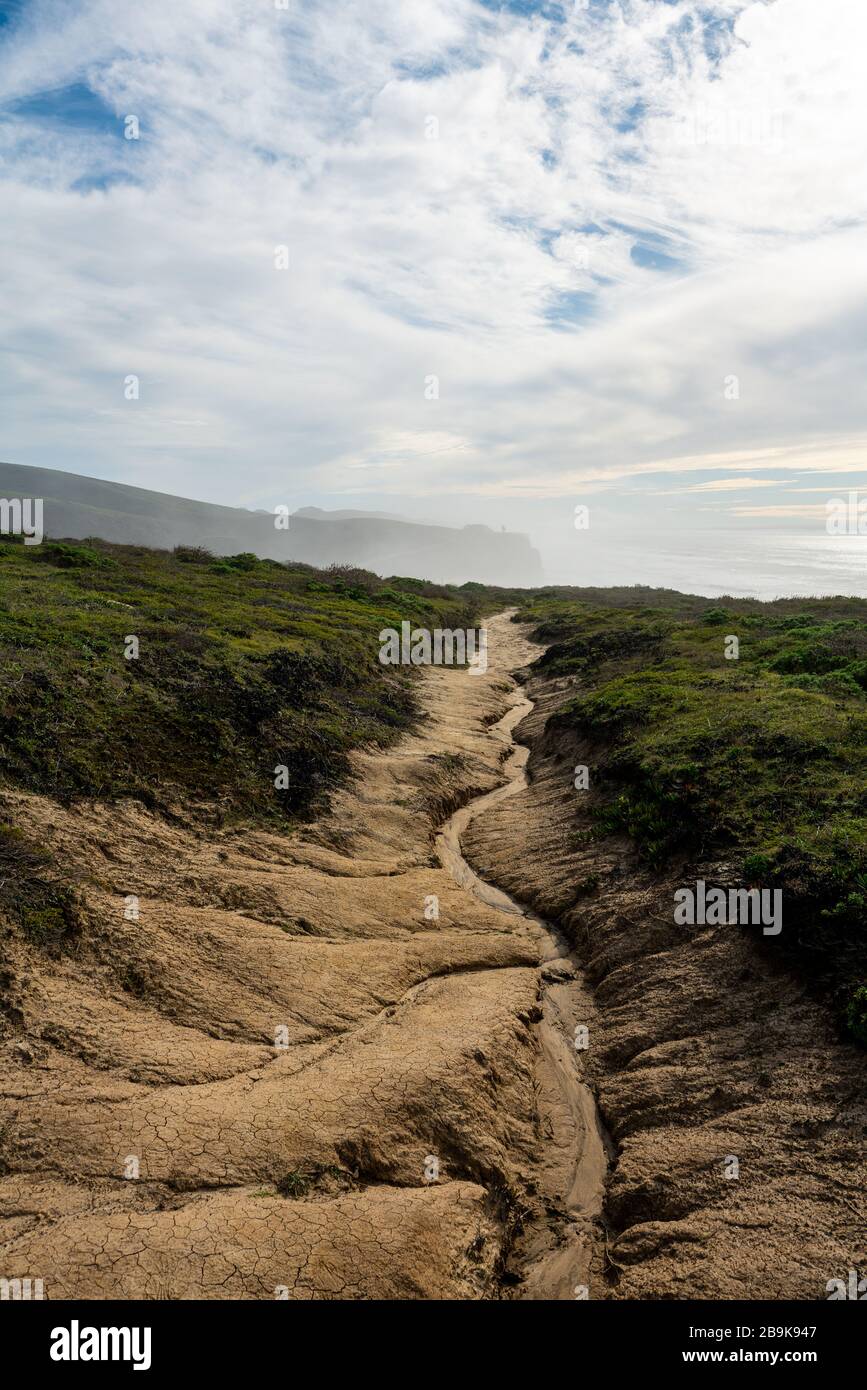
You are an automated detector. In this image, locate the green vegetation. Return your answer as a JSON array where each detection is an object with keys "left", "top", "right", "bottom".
[
  {"left": 275, "top": 1164, "right": 345, "bottom": 1198},
  {"left": 0, "top": 823, "right": 87, "bottom": 954},
  {"left": 516, "top": 588, "right": 867, "bottom": 1037},
  {"left": 846, "top": 986, "right": 867, "bottom": 1046},
  {"left": 0, "top": 535, "right": 480, "bottom": 824}
]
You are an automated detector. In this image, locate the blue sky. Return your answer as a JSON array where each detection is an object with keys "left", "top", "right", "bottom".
[{"left": 0, "top": 0, "right": 865, "bottom": 593}]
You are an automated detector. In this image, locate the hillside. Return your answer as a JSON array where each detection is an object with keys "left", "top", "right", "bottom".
[
  {"left": 0, "top": 461, "right": 544, "bottom": 586},
  {"left": 0, "top": 533, "right": 483, "bottom": 825},
  {"left": 514, "top": 588, "right": 867, "bottom": 1035}
]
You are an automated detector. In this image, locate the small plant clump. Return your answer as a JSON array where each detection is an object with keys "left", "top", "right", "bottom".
[{"left": 0, "top": 823, "right": 87, "bottom": 955}]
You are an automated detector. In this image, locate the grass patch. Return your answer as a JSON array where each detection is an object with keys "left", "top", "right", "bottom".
[
  {"left": 516, "top": 589, "right": 867, "bottom": 1035},
  {"left": 0, "top": 822, "right": 87, "bottom": 954},
  {"left": 0, "top": 536, "right": 480, "bottom": 825},
  {"left": 275, "top": 1164, "right": 344, "bottom": 1198}
]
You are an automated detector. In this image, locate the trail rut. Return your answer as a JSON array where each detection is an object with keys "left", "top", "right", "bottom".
[
  {"left": 0, "top": 609, "right": 610, "bottom": 1300},
  {"left": 436, "top": 635, "right": 611, "bottom": 1299}
]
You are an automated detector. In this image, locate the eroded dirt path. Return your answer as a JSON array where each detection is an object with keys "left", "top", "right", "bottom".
[
  {"left": 436, "top": 626, "right": 611, "bottom": 1299},
  {"left": 0, "top": 609, "right": 607, "bottom": 1299},
  {"left": 462, "top": 639, "right": 867, "bottom": 1301}
]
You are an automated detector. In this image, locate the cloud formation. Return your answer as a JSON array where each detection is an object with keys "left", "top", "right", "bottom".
[{"left": 0, "top": 0, "right": 865, "bottom": 590}]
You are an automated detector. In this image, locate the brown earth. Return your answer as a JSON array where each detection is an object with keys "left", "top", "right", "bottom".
[
  {"left": 1, "top": 612, "right": 862, "bottom": 1301},
  {"left": 0, "top": 613, "right": 592, "bottom": 1300},
  {"left": 463, "top": 641, "right": 867, "bottom": 1301}
]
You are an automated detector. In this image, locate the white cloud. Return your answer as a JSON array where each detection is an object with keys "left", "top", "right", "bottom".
[
  {"left": 655, "top": 476, "right": 797, "bottom": 494},
  {"left": 0, "top": 0, "right": 865, "bottom": 564}
]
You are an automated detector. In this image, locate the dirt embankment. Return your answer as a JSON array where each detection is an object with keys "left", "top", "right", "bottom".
[
  {"left": 0, "top": 613, "right": 601, "bottom": 1300},
  {"left": 463, "top": 640, "right": 866, "bottom": 1300}
]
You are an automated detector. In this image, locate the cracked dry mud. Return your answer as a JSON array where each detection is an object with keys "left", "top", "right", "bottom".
[
  {"left": 1, "top": 613, "right": 603, "bottom": 1299},
  {"left": 2, "top": 612, "right": 862, "bottom": 1301},
  {"left": 463, "top": 647, "right": 867, "bottom": 1301}
]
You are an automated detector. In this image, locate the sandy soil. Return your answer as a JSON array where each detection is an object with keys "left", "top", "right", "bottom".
[
  {"left": 3, "top": 611, "right": 861, "bottom": 1301},
  {"left": 0, "top": 613, "right": 584, "bottom": 1300},
  {"left": 463, "top": 646, "right": 867, "bottom": 1300}
]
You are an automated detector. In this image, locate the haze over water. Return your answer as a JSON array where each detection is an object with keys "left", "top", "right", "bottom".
[{"left": 542, "top": 534, "right": 867, "bottom": 600}]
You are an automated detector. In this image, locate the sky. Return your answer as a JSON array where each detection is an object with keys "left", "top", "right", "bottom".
[{"left": 0, "top": 0, "right": 865, "bottom": 595}]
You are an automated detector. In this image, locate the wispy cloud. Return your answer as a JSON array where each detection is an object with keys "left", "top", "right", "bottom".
[
  {"left": 652, "top": 476, "right": 798, "bottom": 495},
  {"left": 732, "top": 503, "right": 832, "bottom": 518},
  {"left": 0, "top": 0, "right": 865, "bottom": 560}
]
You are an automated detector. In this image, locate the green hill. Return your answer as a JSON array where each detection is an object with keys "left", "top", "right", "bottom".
[{"left": 0, "top": 533, "right": 479, "bottom": 823}]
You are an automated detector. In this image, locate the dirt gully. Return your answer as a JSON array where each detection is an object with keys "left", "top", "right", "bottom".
[
  {"left": 463, "top": 620, "right": 865, "bottom": 1301},
  {"left": 0, "top": 612, "right": 604, "bottom": 1300}
]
